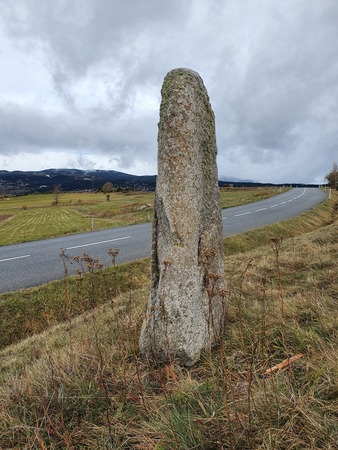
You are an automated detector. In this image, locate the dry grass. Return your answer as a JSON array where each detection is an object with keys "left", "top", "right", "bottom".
[{"left": 0, "top": 192, "right": 337, "bottom": 449}]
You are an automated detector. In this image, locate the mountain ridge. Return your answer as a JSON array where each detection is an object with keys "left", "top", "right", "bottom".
[{"left": 0, "top": 168, "right": 316, "bottom": 195}]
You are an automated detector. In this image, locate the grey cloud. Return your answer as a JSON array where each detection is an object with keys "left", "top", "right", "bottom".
[
  {"left": 0, "top": 103, "right": 156, "bottom": 167},
  {"left": 211, "top": 0, "right": 338, "bottom": 181},
  {"left": 1, "top": 0, "right": 188, "bottom": 97},
  {"left": 1, "top": 0, "right": 209, "bottom": 115},
  {"left": 0, "top": 0, "right": 338, "bottom": 183}
]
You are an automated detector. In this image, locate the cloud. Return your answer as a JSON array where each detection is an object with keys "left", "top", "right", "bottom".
[{"left": 0, "top": 0, "right": 338, "bottom": 183}]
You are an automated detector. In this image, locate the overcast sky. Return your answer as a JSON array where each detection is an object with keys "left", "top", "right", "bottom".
[{"left": 0, "top": 0, "right": 337, "bottom": 184}]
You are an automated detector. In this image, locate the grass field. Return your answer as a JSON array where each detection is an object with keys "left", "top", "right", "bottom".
[
  {"left": 0, "top": 191, "right": 154, "bottom": 245},
  {"left": 0, "top": 187, "right": 286, "bottom": 246},
  {"left": 0, "top": 190, "right": 337, "bottom": 448}
]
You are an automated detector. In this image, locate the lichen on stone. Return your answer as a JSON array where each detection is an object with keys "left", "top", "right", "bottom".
[{"left": 139, "top": 68, "right": 226, "bottom": 366}]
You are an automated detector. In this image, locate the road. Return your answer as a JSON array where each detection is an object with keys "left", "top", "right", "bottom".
[{"left": 0, "top": 188, "right": 327, "bottom": 293}]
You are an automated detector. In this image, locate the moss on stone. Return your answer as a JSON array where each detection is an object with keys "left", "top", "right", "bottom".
[{"left": 140, "top": 68, "right": 225, "bottom": 366}]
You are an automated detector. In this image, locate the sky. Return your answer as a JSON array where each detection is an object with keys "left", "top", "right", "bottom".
[{"left": 0, "top": 0, "right": 337, "bottom": 184}]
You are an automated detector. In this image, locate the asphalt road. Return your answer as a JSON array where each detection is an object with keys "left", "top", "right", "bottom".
[{"left": 0, "top": 188, "right": 327, "bottom": 293}]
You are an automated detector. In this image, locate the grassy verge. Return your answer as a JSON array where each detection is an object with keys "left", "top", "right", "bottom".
[
  {"left": 0, "top": 192, "right": 337, "bottom": 448},
  {"left": 224, "top": 190, "right": 336, "bottom": 255},
  {"left": 0, "top": 256, "right": 150, "bottom": 350},
  {"left": 219, "top": 186, "right": 289, "bottom": 209},
  {"left": 0, "top": 188, "right": 286, "bottom": 245}
]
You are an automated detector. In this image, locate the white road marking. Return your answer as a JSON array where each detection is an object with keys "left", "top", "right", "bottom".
[
  {"left": 0, "top": 254, "right": 31, "bottom": 263},
  {"left": 65, "top": 236, "right": 131, "bottom": 250},
  {"left": 235, "top": 211, "right": 252, "bottom": 217},
  {"left": 222, "top": 216, "right": 228, "bottom": 220},
  {"left": 234, "top": 188, "right": 307, "bottom": 216}
]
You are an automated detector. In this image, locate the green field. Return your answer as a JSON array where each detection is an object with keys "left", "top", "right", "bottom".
[
  {"left": 0, "top": 191, "right": 154, "bottom": 245},
  {"left": 0, "top": 187, "right": 286, "bottom": 246}
]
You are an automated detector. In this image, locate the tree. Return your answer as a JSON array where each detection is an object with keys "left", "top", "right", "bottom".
[
  {"left": 52, "top": 184, "right": 62, "bottom": 206},
  {"left": 325, "top": 162, "right": 338, "bottom": 189},
  {"left": 102, "top": 181, "right": 114, "bottom": 201}
]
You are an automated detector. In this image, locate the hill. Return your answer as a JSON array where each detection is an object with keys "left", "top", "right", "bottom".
[
  {"left": 0, "top": 168, "right": 157, "bottom": 194},
  {"left": 0, "top": 168, "right": 320, "bottom": 195}
]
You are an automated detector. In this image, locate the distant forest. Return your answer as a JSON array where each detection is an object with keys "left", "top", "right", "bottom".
[{"left": 0, "top": 168, "right": 319, "bottom": 196}]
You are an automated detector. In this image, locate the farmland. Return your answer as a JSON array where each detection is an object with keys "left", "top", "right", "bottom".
[{"left": 0, "top": 187, "right": 286, "bottom": 245}]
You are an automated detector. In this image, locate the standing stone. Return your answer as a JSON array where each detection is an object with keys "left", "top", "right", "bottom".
[{"left": 139, "top": 68, "right": 226, "bottom": 366}]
